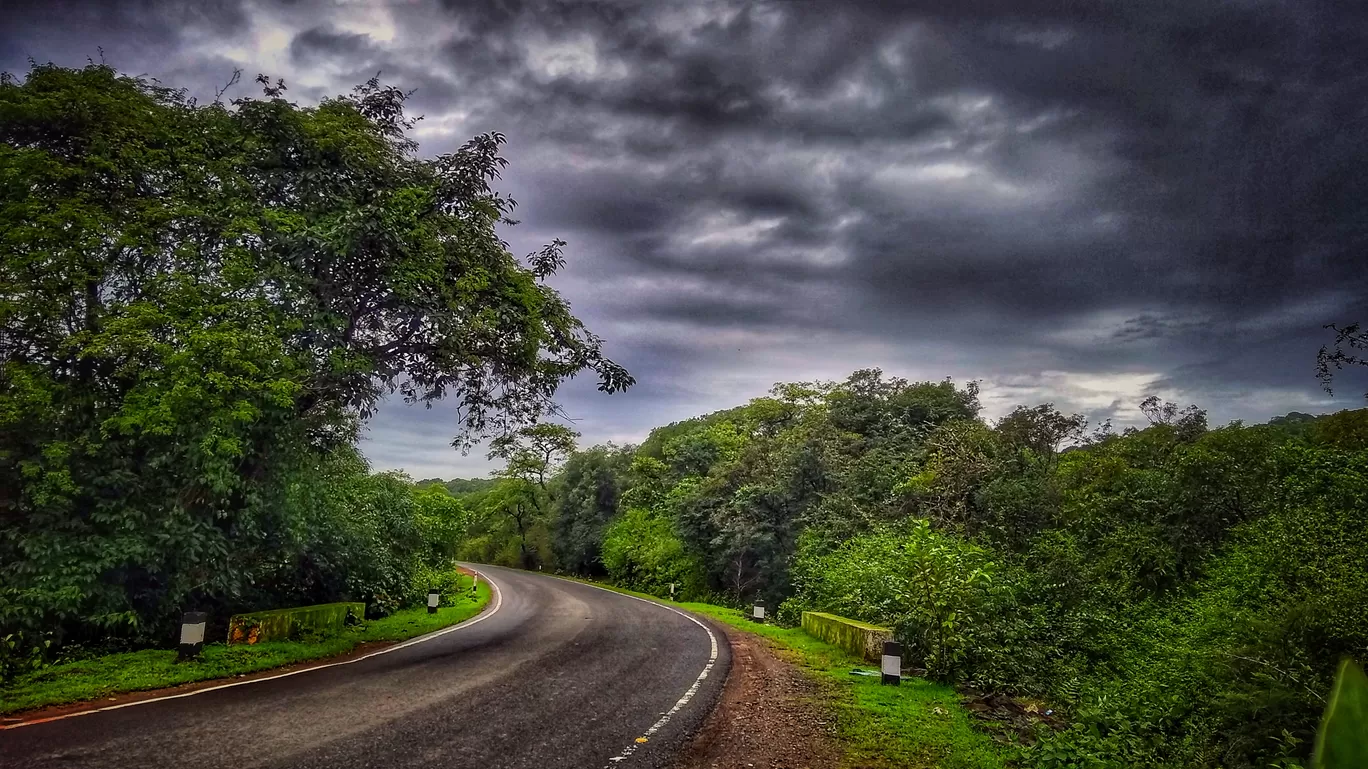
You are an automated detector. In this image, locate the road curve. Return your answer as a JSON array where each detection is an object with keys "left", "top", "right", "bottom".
[{"left": 0, "top": 565, "right": 731, "bottom": 769}]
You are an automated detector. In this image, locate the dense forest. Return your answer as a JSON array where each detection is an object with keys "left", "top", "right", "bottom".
[{"left": 447, "top": 372, "right": 1368, "bottom": 769}]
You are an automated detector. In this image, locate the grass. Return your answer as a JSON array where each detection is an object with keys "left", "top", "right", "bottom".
[
  {"left": 0, "top": 575, "right": 492, "bottom": 716},
  {"left": 565, "top": 578, "right": 1016, "bottom": 769}
]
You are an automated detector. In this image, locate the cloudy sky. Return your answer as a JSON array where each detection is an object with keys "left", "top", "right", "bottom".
[{"left": 7, "top": 0, "right": 1368, "bottom": 479}]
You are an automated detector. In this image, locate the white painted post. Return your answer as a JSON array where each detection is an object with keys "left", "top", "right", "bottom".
[
  {"left": 752, "top": 603, "right": 765, "bottom": 622},
  {"left": 881, "top": 640, "right": 901, "bottom": 685},
  {"left": 670, "top": 583, "right": 676, "bottom": 600},
  {"left": 427, "top": 588, "right": 440, "bottom": 614},
  {"left": 178, "top": 611, "right": 207, "bottom": 660}
]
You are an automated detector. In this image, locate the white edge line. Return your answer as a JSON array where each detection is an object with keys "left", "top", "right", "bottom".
[
  {"left": 554, "top": 579, "right": 719, "bottom": 769},
  {"left": 1, "top": 568, "right": 503, "bottom": 731}
]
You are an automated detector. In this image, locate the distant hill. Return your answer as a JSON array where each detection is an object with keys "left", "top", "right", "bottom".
[
  {"left": 444, "top": 477, "right": 498, "bottom": 494},
  {"left": 414, "top": 477, "right": 499, "bottom": 496},
  {"left": 1269, "top": 411, "right": 1317, "bottom": 424}
]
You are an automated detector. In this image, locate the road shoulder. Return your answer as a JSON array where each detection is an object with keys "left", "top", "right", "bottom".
[
  {"left": 671, "top": 622, "right": 840, "bottom": 769},
  {"left": 1, "top": 572, "right": 493, "bottom": 725}
]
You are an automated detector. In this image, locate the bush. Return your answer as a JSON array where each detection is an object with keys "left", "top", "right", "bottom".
[
  {"left": 789, "top": 520, "right": 996, "bottom": 681},
  {"left": 1025, "top": 444, "right": 1368, "bottom": 769},
  {"left": 601, "top": 508, "right": 706, "bottom": 598},
  {"left": 411, "top": 566, "right": 471, "bottom": 608}
]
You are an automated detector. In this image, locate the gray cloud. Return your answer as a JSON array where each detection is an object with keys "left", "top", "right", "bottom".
[{"left": 7, "top": 0, "right": 1368, "bottom": 479}]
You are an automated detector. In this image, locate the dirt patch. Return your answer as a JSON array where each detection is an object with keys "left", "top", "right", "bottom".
[
  {"left": 960, "top": 689, "right": 1063, "bottom": 745},
  {"left": 673, "top": 625, "right": 840, "bottom": 769}
]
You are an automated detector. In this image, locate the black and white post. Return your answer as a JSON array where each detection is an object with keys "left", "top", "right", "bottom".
[
  {"left": 881, "top": 640, "right": 901, "bottom": 686},
  {"left": 178, "top": 611, "right": 207, "bottom": 661},
  {"left": 427, "top": 587, "right": 440, "bottom": 614},
  {"left": 670, "top": 583, "right": 676, "bottom": 600},
  {"left": 752, "top": 602, "right": 765, "bottom": 622}
]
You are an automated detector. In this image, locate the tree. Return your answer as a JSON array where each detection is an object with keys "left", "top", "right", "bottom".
[
  {"left": 551, "top": 445, "right": 632, "bottom": 575},
  {"left": 994, "top": 404, "right": 1087, "bottom": 457},
  {"left": 489, "top": 423, "right": 580, "bottom": 490},
  {"left": 1318, "top": 323, "right": 1368, "bottom": 399},
  {"left": 0, "top": 64, "right": 630, "bottom": 644},
  {"left": 412, "top": 483, "right": 472, "bottom": 567},
  {"left": 486, "top": 423, "right": 579, "bottom": 567},
  {"left": 1138, "top": 396, "right": 1207, "bottom": 441}
]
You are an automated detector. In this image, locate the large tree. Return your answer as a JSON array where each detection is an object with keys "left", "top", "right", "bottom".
[
  {"left": 0, "top": 64, "right": 630, "bottom": 642},
  {"left": 485, "top": 423, "right": 579, "bottom": 568},
  {"left": 551, "top": 445, "right": 632, "bottom": 575}
]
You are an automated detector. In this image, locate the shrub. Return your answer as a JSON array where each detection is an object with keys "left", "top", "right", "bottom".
[
  {"left": 601, "top": 508, "right": 706, "bottom": 598},
  {"left": 789, "top": 520, "right": 996, "bottom": 681}
]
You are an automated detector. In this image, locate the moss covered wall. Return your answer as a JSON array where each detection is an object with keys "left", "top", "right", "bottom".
[
  {"left": 800, "top": 611, "right": 892, "bottom": 663},
  {"left": 227, "top": 602, "right": 366, "bottom": 644}
]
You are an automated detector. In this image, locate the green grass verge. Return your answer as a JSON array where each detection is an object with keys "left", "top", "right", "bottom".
[
  {"left": 0, "top": 575, "right": 492, "bottom": 716},
  {"left": 563, "top": 578, "right": 1015, "bottom": 769}
]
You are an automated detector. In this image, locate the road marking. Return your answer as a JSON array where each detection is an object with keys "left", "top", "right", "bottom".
[
  {"left": 563, "top": 582, "right": 719, "bottom": 769},
  {"left": 1, "top": 569, "right": 504, "bottom": 731}
]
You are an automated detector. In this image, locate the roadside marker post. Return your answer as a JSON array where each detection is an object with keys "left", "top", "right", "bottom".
[
  {"left": 427, "top": 588, "right": 440, "bottom": 614},
  {"left": 178, "top": 611, "right": 207, "bottom": 661},
  {"left": 670, "top": 583, "right": 676, "bottom": 600},
  {"left": 881, "top": 641, "right": 901, "bottom": 685},
  {"left": 752, "top": 603, "right": 765, "bottom": 622}
]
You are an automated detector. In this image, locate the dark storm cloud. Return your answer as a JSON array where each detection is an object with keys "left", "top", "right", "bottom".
[
  {"left": 6, "top": 0, "right": 1367, "bottom": 478},
  {"left": 290, "top": 26, "right": 375, "bottom": 64}
]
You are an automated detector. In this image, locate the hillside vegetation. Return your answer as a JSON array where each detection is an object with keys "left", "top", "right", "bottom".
[{"left": 447, "top": 371, "right": 1368, "bottom": 769}]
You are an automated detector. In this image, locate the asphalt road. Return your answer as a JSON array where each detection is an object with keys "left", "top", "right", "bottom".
[{"left": 0, "top": 565, "right": 730, "bottom": 769}]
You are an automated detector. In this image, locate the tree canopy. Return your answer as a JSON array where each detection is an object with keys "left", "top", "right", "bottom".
[{"left": 0, "top": 63, "right": 630, "bottom": 653}]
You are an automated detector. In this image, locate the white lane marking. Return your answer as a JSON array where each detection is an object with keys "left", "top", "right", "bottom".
[
  {"left": 558, "top": 581, "right": 719, "bottom": 769},
  {"left": 1, "top": 569, "right": 503, "bottom": 731}
]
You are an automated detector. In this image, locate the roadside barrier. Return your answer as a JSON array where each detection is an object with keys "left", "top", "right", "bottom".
[
  {"left": 800, "top": 611, "right": 893, "bottom": 663},
  {"left": 228, "top": 602, "right": 365, "bottom": 645}
]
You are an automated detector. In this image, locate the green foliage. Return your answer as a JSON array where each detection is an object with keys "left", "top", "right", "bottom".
[
  {"left": 441, "top": 477, "right": 500, "bottom": 495},
  {"left": 452, "top": 366, "right": 1368, "bottom": 769},
  {"left": 1314, "top": 659, "right": 1368, "bottom": 769},
  {"left": 790, "top": 521, "right": 995, "bottom": 681},
  {"left": 551, "top": 445, "right": 632, "bottom": 574},
  {"left": 1311, "top": 409, "right": 1368, "bottom": 450},
  {"left": 412, "top": 564, "right": 473, "bottom": 608},
  {"left": 688, "top": 600, "right": 1013, "bottom": 769},
  {"left": 412, "top": 483, "right": 472, "bottom": 567},
  {"left": 601, "top": 507, "right": 705, "bottom": 597},
  {"left": 474, "top": 423, "right": 580, "bottom": 569},
  {"left": 0, "top": 571, "right": 489, "bottom": 714},
  {"left": 0, "top": 63, "right": 629, "bottom": 668}
]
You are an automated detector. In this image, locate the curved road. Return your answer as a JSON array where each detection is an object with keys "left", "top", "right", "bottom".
[{"left": 0, "top": 566, "right": 731, "bottom": 769}]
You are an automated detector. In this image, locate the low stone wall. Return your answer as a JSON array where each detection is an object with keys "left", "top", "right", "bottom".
[
  {"left": 228, "top": 602, "right": 366, "bottom": 645},
  {"left": 800, "top": 611, "right": 893, "bottom": 663}
]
